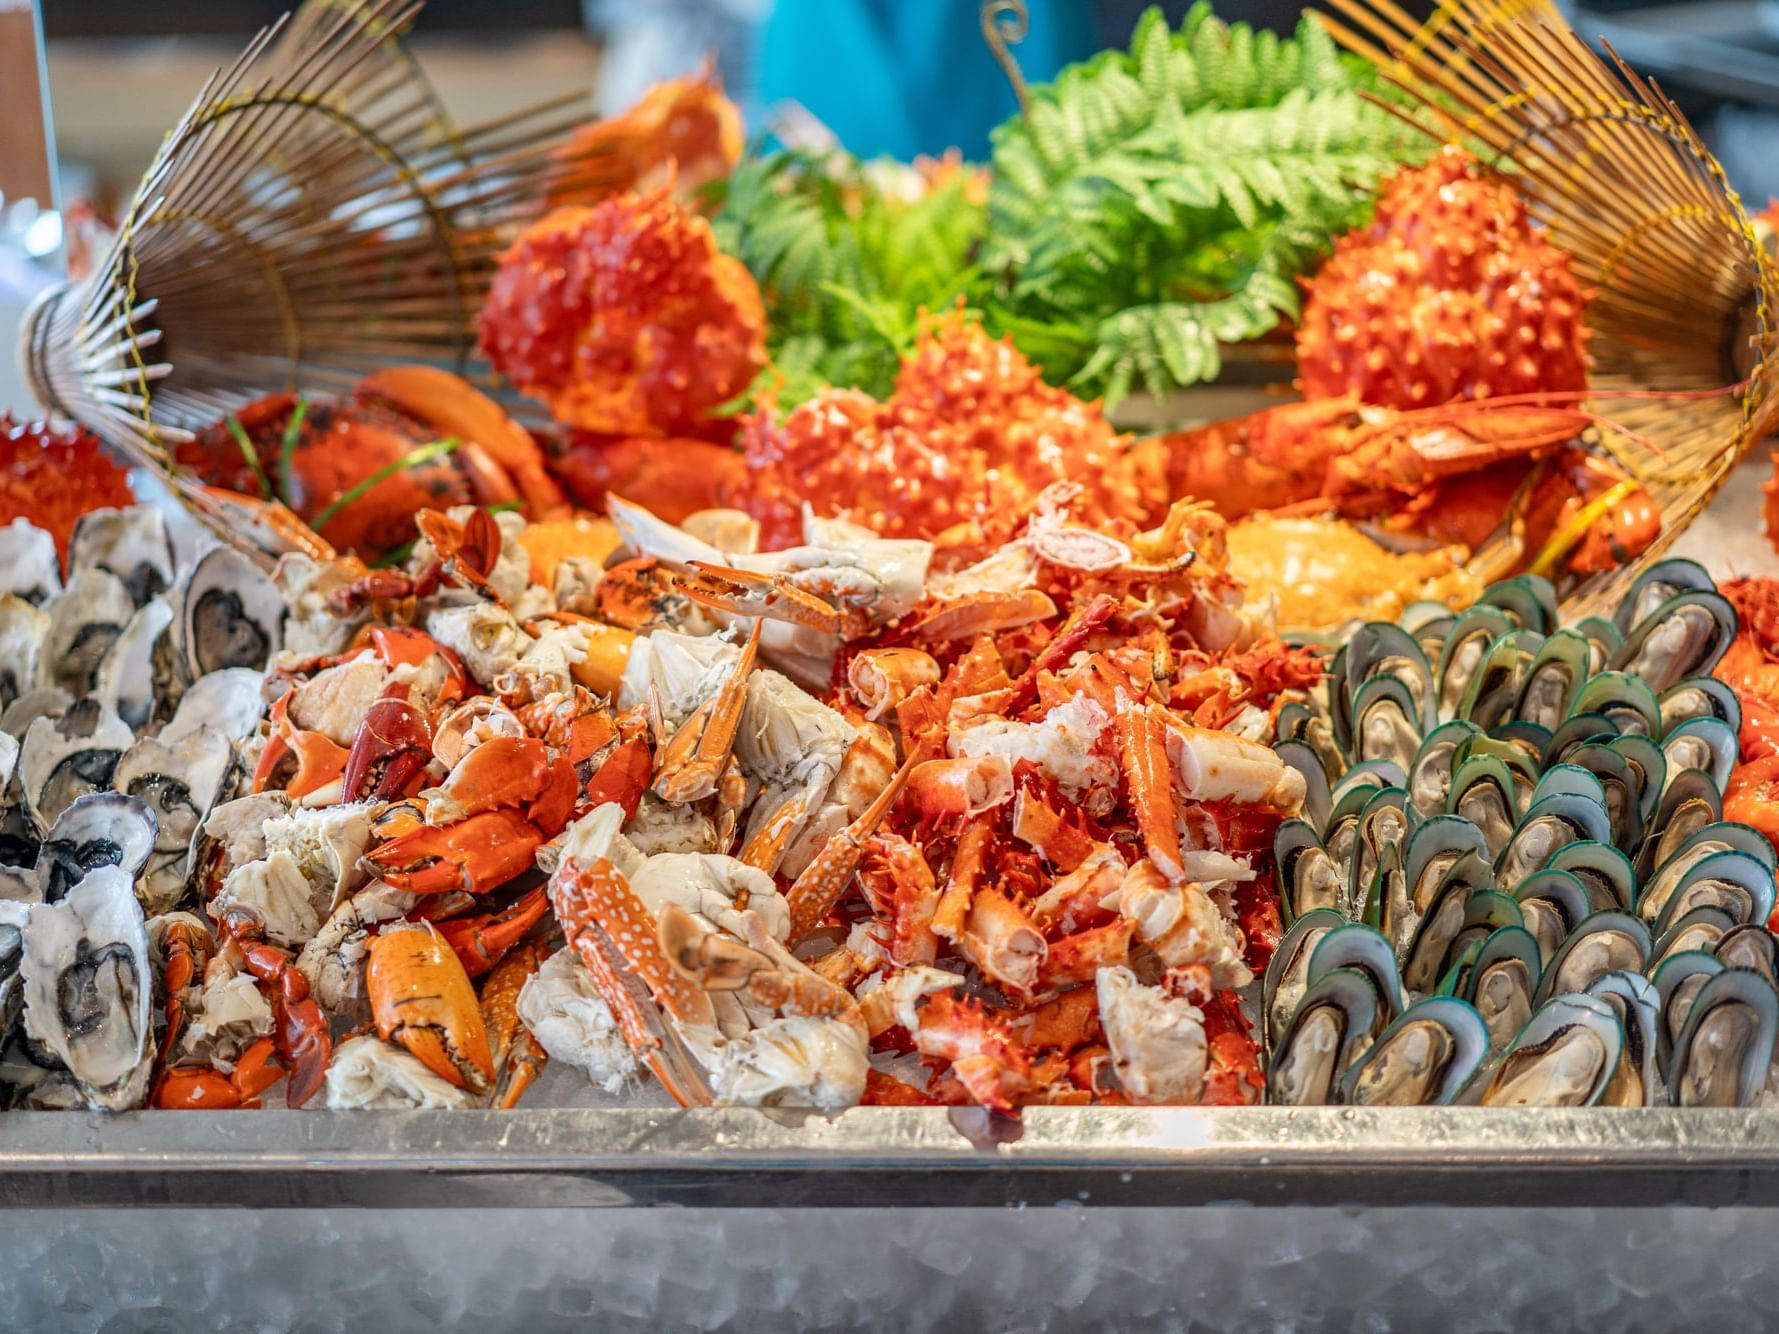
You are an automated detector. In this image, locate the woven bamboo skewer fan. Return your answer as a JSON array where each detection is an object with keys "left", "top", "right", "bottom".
[
  {"left": 17, "top": 0, "right": 606, "bottom": 542},
  {"left": 1320, "top": 0, "right": 1779, "bottom": 616}
]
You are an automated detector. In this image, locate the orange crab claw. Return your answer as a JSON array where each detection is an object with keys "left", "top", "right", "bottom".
[
  {"left": 367, "top": 924, "right": 496, "bottom": 1092},
  {"left": 363, "top": 808, "right": 545, "bottom": 895},
  {"left": 480, "top": 942, "right": 548, "bottom": 1109},
  {"left": 583, "top": 735, "right": 652, "bottom": 821},
  {"left": 416, "top": 506, "right": 505, "bottom": 592},
  {"left": 432, "top": 735, "right": 578, "bottom": 836},
  {"left": 342, "top": 697, "right": 434, "bottom": 803},
  {"left": 252, "top": 694, "right": 349, "bottom": 799},
  {"left": 152, "top": 1036, "right": 286, "bottom": 1111},
  {"left": 237, "top": 937, "right": 332, "bottom": 1108},
  {"left": 437, "top": 888, "right": 551, "bottom": 978}
]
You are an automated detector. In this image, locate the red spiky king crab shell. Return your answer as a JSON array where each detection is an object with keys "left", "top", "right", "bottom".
[
  {"left": 0, "top": 415, "right": 134, "bottom": 563},
  {"left": 479, "top": 188, "right": 766, "bottom": 440},
  {"left": 1295, "top": 147, "right": 1590, "bottom": 410}
]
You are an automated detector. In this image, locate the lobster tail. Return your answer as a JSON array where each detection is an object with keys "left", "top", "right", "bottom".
[{"left": 1320, "top": 0, "right": 1779, "bottom": 615}]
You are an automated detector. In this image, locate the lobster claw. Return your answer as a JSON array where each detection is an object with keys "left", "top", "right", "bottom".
[
  {"left": 342, "top": 697, "right": 434, "bottom": 803},
  {"left": 367, "top": 924, "right": 495, "bottom": 1092},
  {"left": 361, "top": 808, "right": 545, "bottom": 894}
]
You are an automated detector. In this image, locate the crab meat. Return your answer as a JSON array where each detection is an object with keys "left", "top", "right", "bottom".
[
  {"left": 324, "top": 1034, "right": 476, "bottom": 1109},
  {"left": 1096, "top": 964, "right": 1207, "bottom": 1104},
  {"left": 516, "top": 947, "right": 641, "bottom": 1094}
]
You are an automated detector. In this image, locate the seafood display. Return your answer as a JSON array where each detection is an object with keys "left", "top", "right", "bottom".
[
  {"left": 9, "top": 0, "right": 1779, "bottom": 1156},
  {"left": 1267, "top": 561, "right": 1778, "bottom": 1105}
]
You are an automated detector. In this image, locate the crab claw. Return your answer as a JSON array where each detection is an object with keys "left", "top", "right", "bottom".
[
  {"left": 429, "top": 735, "right": 577, "bottom": 836},
  {"left": 342, "top": 697, "right": 435, "bottom": 803},
  {"left": 252, "top": 694, "right": 348, "bottom": 800},
  {"left": 435, "top": 887, "right": 550, "bottom": 978},
  {"left": 679, "top": 562, "right": 846, "bottom": 634},
  {"left": 152, "top": 1036, "right": 285, "bottom": 1110},
  {"left": 367, "top": 923, "right": 495, "bottom": 1092},
  {"left": 363, "top": 808, "right": 545, "bottom": 894},
  {"left": 417, "top": 507, "right": 504, "bottom": 591},
  {"left": 583, "top": 736, "right": 652, "bottom": 822},
  {"left": 238, "top": 938, "right": 332, "bottom": 1108}
]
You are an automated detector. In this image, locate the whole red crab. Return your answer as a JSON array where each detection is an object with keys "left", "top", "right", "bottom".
[{"left": 479, "top": 188, "right": 766, "bottom": 440}]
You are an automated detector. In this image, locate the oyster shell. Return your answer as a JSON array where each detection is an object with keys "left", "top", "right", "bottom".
[
  {"left": 36, "top": 792, "right": 157, "bottom": 905},
  {"left": 19, "top": 865, "right": 153, "bottom": 1110},
  {"left": 42, "top": 568, "right": 134, "bottom": 698},
  {"left": 113, "top": 727, "right": 235, "bottom": 913},
  {"left": 68, "top": 507, "right": 175, "bottom": 608},
  {"left": 180, "top": 546, "right": 283, "bottom": 679},
  {"left": 19, "top": 697, "right": 134, "bottom": 835},
  {"left": 0, "top": 595, "right": 48, "bottom": 712},
  {"left": 0, "top": 519, "right": 61, "bottom": 605}
]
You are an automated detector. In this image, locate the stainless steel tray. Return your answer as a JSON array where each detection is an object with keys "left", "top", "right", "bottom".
[{"left": 10, "top": 1107, "right": 1779, "bottom": 1209}]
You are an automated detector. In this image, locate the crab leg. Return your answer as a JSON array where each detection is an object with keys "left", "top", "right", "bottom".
[
  {"left": 785, "top": 747, "right": 922, "bottom": 941},
  {"left": 1116, "top": 703, "right": 1185, "bottom": 882},
  {"left": 652, "top": 619, "right": 763, "bottom": 803},
  {"left": 679, "top": 562, "right": 847, "bottom": 635}
]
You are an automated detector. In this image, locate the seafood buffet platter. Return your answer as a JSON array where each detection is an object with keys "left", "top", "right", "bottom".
[{"left": 7, "top": 0, "right": 1779, "bottom": 1210}]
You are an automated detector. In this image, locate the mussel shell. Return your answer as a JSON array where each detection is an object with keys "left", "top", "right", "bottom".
[
  {"left": 1570, "top": 671, "right": 1661, "bottom": 739},
  {"left": 1714, "top": 924, "right": 1779, "bottom": 988},
  {"left": 1512, "top": 868, "right": 1592, "bottom": 967},
  {"left": 1572, "top": 616, "right": 1622, "bottom": 676},
  {"left": 1446, "top": 755, "right": 1519, "bottom": 856},
  {"left": 1650, "top": 850, "right": 1775, "bottom": 935},
  {"left": 1665, "top": 969, "right": 1779, "bottom": 1108},
  {"left": 1544, "top": 712, "right": 1620, "bottom": 768},
  {"left": 18, "top": 864, "right": 153, "bottom": 1111},
  {"left": 68, "top": 508, "right": 175, "bottom": 608},
  {"left": 1638, "top": 822, "right": 1777, "bottom": 926},
  {"left": 1649, "top": 906, "right": 1738, "bottom": 972},
  {"left": 1479, "top": 575, "right": 1558, "bottom": 635},
  {"left": 1265, "top": 967, "right": 1380, "bottom": 1106},
  {"left": 1435, "top": 608, "right": 1515, "bottom": 720},
  {"left": 1585, "top": 969, "right": 1662, "bottom": 1107},
  {"left": 1478, "top": 993, "right": 1624, "bottom": 1108},
  {"left": 1658, "top": 718, "right": 1737, "bottom": 794},
  {"left": 1514, "top": 629, "right": 1593, "bottom": 730},
  {"left": 1349, "top": 675, "right": 1424, "bottom": 772},
  {"left": 1606, "top": 733, "right": 1667, "bottom": 829},
  {"left": 1457, "top": 630, "right": 1542, "bottom": 731},
  {"left": 1651, "top": 949, "right": 1724, "bottom": 1071},
  {"left": 1400, "top": 601, "right": 1455, "bottom": 638},
  {"left": 1306, "top": 922, "right": 1404, "bottom": 1027},
  {"left": 1558, "top": 744, "right": 1641, "bottom": 852},
  {"left": 1341, "top": 623, "right": 1435, "bottom": 736},
  {"left": 1331, "top": 760, "right": 1406, "bottom": 806},
  {"left": 1458, "top": 925, "right": 1542, "bottom": 1054},
  {"left": 1337, "top": 996, "right": 1489, "bottom": 1107},
  {"left": 1275, "top": 821, "right": 1343, "bottom": 924},
  {"left": 1400, "top": 852, "right": 1495, "bottom": 995},
  {"left": 1544, "top": 840, "right": 1637, "bottom": 914},
  {"left": 1614, "top": 558, "right": 1715, "bottom": 636},
  {"left": 1610, "top": 590, "right": 1737, "bottom": 694},
  {"left": 42, "top": 569, "right": 134, "bottom": 699},
  {"left": 1262, "top": 908, "right": 1345, "bottom": 1053},
  {"left": 1405, "top": 721, "right": 1481, "bottom": 820},
  {"left": 1659, "top": 677, "right": 1743, "bottom": 740},
  {"left": 36, "top": 793, "right": 157, "bottom": 906},
  {"left": 1404, "top": 816, "right": 1490, "bottom": 917},
  {"left": 179, "top": 546, "right": 284, "bottom": 679},
  {"left": 0, "top": 520, "right": 61, "bottom": 607},
  {"left": 1346, "top": 788, "right": 1410, "bottom": 924},
  {"left": 1495, "top": 791, "right": 1612, "bottom": 894},
  {"left": 1274, "top": 700, "right": 1316, "bottom": 746},
  {"left": 1634, "top": 771, "right": 1725, "bottom": 883},
  {"left": 1535, "top": 910, "right": 1651, "bottom": 1002},
  {"left": 18, "top": 698, "right": 135, "bottom": 836},
  {"left": 1273, "top": 741, "right": 1333, "bottom": 836}
]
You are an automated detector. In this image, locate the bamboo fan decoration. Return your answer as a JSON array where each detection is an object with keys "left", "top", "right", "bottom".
[
  {"left": 18, "top": 0, "right": 609, "bottom": 513},
  {"left": 1319, "top": 0, "right": 1779, "bottom": 616}
]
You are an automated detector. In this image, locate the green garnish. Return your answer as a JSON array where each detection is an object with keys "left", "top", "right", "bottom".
[
  {"left": 276, "top": 397, "right": 308, "bottom": 507},
  {"left": 224, "top": 415, "right": 272, "bottom": 500},
  {"left": 310, "top": 437, "right": 459, "bottom": 534},
  {"left": 483, "top": 499, "right": 522, "bottom": 515}
]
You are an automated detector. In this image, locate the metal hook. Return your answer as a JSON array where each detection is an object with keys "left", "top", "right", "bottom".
[{"left": 980, "top": 0, "right": 1032, "bottom": 118}]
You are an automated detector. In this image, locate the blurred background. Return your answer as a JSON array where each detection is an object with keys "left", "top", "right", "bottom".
[
  {"left": 25, "top": 1, "right": 1779, "bottom": 215},
  {"left": 3, "top": 0, "right": 1777, "bottom": 416}
]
